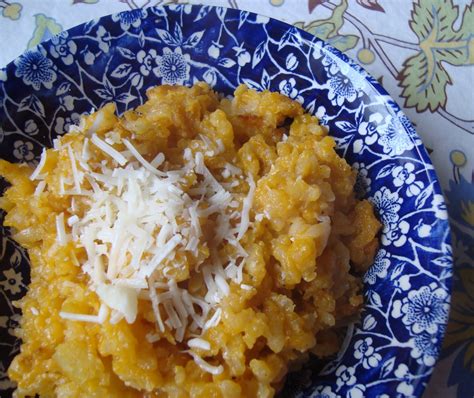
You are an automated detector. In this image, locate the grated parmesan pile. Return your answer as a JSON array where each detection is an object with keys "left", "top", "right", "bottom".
[{"left": 31, "top": 125, "right": 256, "bottom": 375}]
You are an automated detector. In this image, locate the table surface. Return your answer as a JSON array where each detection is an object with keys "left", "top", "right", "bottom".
[{"left": 0, "top": 0, "right": 473, "bottom": 397}]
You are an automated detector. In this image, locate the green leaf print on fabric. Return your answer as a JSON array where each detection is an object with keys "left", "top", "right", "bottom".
[
  {"left": 296, "top": 0, "right": 359, "bottom": 53},
  {"left": 27, "top": 14, "right": 62, "bottom": 49},
  {"left": 399, "top": 1, "right": 474, "bottom": 112}
]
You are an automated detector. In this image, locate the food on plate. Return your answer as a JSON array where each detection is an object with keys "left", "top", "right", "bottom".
[{"left": 1, "top": 83, "right": 381, "bottom": 397}]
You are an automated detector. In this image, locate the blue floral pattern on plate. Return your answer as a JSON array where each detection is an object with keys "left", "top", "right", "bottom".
[{"left": 0, "top": 5, "right": 452, "bottom": 397}]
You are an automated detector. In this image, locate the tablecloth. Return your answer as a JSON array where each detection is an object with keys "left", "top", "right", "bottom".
[{"left": 0, "top": 0, "right": 473, "bottom": 396}]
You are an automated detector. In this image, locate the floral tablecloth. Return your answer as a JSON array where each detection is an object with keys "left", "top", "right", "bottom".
[{"left": 0, "top": 0, "right": 472, "bottom": 396}]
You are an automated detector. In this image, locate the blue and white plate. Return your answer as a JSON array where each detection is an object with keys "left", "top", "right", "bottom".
[{"left": 0, "top": 5, "right": 452, "bottom": 397}]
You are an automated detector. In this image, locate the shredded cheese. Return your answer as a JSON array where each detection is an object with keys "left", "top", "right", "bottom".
[
  {"left": 53, "top": 131, "right": 256, "bottom": 374},
  {"left": 148, "top": 277, "right": 165, "bottom": 333},
  {"left": 82, "top": 137, "right": 90, "bottom": 161},
  {"left": 67, "top": 215, "right": 79, "bottom": 226},
  {"left": 55, "top": 213, "right": 68, "bottom": 245},
  {"left": 91, "top": 134, "right": 127, "bottom": 166},
  {"left": 237, "top": 176, "right": 256, "bottom": 240},
  {"left": 146, "top": 332, "right": 161, "bottom": 343},
  {"left": 67, "top": 145, "right": 82, "bottom": 193},
  {"left": 188, "top": 351, "right": 223, "bottom": 375},
  {"left": 29, "top": 148, "right": 47, "bottom": 180},
  {"left": 53, "top": 138, "right": 62, "bottom": 150},
  {"left": 34, "top": 180, "right": 46, "bottom": 197},
  {"left": 188, "top": 337, "right": 211, "bottom": 351},
  {"left": 204, "top": 308, "right": 222, "bottom": 330},
  {"left": 59, "top": 311, "right": 102, "bottom": 323},
  {"left": 122, "top": 139, "right": 166, "bottom": 177},
  {"left": 151, "top": 152, "right": 165, "bottom": 168}
]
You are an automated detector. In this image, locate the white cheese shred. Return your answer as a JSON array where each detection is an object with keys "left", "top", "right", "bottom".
[
  {"left": 148, "top": 278, "right": 165, "bottom": 333},
  {"left": 82, "top": 137, "right": 90, "bottom": 161},
  {"left": 59, "top": 311, "right": 101, "bottom": 323},
  {"left": 67, "top": 215, "right": 79, "bottom": 226},
  {"left": 55, "top": 213, "right": 68, "bottom": 245},
  {"left": 122, "top": 139, "right": 165, "bottom": 176},
  {"left": 204, "top": 308, "right": 222, "bottom": 330},
  {"left": 67, "top": 145, "right": 82, "bottom": 193},
  {"left": 188, "top": 338, "right": 211, "bottom": 351},
  {"left": 29, "top": 148, "right": 47, "bottom": 180},
  {"left": 34, "top": 180, "right": 46, "bottom": 197},
  {"left": 146, "top": 332, "right": 161, "bottom": 343},
  {"left": 151, "top": 152, "right": 165, "bottom": 168},
  {"left": 53, "top": 138, "right": 62, "bottom": 150},
  {"left": 188, "top": 351, "right": 223, "bottom": 375},
  {"left": 91, "top": 134, "right": 127, "bottom": 166},
  {"left": 237, "top": 176, "right": 255, "bottom": 240}
]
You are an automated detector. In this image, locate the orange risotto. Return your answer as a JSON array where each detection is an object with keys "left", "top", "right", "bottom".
[{"left": 1, "top": 83, "right": 380, "bottom": 397}]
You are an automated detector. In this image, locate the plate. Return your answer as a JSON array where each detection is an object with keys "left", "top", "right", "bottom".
[{"left": 0, "top": 5, "right": 452, "bottom": 397}]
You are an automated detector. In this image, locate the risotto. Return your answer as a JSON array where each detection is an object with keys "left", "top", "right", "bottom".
[{"left": 1, "top": 83, "right": 380, "bottom": 397}]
